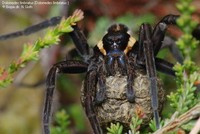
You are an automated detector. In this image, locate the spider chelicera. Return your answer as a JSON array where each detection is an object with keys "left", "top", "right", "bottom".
[{"left": 0, "top": 10, "right": 200, "bottom": 134}]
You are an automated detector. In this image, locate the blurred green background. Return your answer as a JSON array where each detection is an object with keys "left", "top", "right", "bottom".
[{"left": 0, "top": 0, "right": 200, "bottom": 134}]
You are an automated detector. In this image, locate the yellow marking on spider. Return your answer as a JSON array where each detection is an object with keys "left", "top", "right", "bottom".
[
  {"left": 124, "top": 36, "right": 136, "bottom": 54},
  {"left": 97, "top": 40, "right": 106, "bottom": 55}
]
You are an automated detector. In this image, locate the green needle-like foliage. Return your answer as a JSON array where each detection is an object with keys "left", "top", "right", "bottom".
[
  {"left": 51, "top": 110, "right": 71, "bottom": 134},
  {"left": 167, "top": 0, "right": 200, "bottom": 116},
  {"left": 130, "top": 114, "right": 143, "bottom": 134},
  {"left": 149, "top": 118, "right": 165, "bottom": 132},
  {"left": 107, "top": 123, "right": 123, "bottom": 134},
  {"left": 0, "top": 9, "right": 84, "bottom": 88},
  {"left": 106, "top": 113, "right": 143, "bottom": 134}
]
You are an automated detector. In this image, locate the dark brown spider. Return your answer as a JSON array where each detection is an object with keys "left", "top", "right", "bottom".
[
  {"left": 43, "top": 15, "right": 183, "bottom": 134},
  {"left": 0, "top": 10, "right": 200, "bottom": 134}
]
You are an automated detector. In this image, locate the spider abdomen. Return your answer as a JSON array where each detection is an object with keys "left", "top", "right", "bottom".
[{"left": 95, "top": 70, "right": 165, "bottom": 131}]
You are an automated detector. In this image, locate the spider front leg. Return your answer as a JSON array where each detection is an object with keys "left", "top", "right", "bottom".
[
  {"left": 126, "top": 68, "right": 135, "bottom": 102},
  {"left": 95, "top": 67, "right": 107, "bottom": 105},
  {"left": 0, "top": 16, "right": 62, "bottom": 40},
  {"left": 152, "top": 15, "right": 184, "bottom": 63},
  {"left": 69, "top": 25, "right": 90, "bottom": 61},
  {"left": 148, "top": 15, "right": 184, "bottom": 76},
  {"left": 138, "top": 23, "right": 160, "bottom": 129},
  {"left": 43, "top": 60, "right": 88, "bottom": 134}
]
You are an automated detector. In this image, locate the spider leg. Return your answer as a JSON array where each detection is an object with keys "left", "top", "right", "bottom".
[
  {"left": 137, "top": 24, "right": 146, "bottom": 64},
  {"left": 142, "top": 23, "right": 160, "bottom": 129},
  {"left": 155, "top": 58, "right": 175, "bottom": 76},
  {"left": 152, "top": 15, "right": 179, "bottom": 56},
  {"left": 151, "top": 15, "right": 200, "bottom": 74},
  {"left": 126, "top": 68, "right": 135, "bottom": 102},
  {"left": 69, "top": 25, "right": 90, "bottom": 61},
  {"left": 162, "top": 36, "right": 184, "bottom": 64},
  {"left": 43, "top": 60, "right": 88, "bottom": 134},
  {"left": 152, "top": 15, "right": 200, "bottom": 63},
  {"left": 0, "top": 16, "right": 62, "bottom": 40},
  {"left": 69, "top": 25, "right": 108, "bottom": 105},
  {"left": 151, "top": 15, "right": 184, "bottom": 63},
  {"left": 84, "top": 69, "right": 103, "bottom": 134},
  {"left": 95, "top": 67, "right": 107, "bottom": 105}
]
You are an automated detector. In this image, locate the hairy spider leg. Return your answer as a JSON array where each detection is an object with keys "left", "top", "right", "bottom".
[
  {"left": 151, "top": 15, "right": 200, "bottom": 64},
  {"left": 151, "top": 14, "right": 199, "bottom": 75},
  {"left": 69, "top": 25, "right": 90, "bottom": 61},
  {"left": 139, "top": 23, "right": 160, "bottom": 129},
  {"left": 137, "top": 22, "right": 175, "bottom": 77},
  {"left": 155, "top": 58, "right": 175, "bottom": 76},
  {"left": 43, "top": 60, "right": 88, "bottom": 134},
  {"left": 0, "top": 16, "right": 62, "bottom": 41},
  {"left": 63, "top": 25, "right": 102, "bottom": 133},
  {"left": 95, "top": 66, "right": 107, "bottom": 105},
  {"left": 126, "top": 66, "right": 135, "bottom": 102},
  {"left": 149, "top": 15, "right": 184, "bottom": 76},
  {"left": 136, "top": 15, "right": 200, "bottom": 129},
  {"left": 137, "top": 23, "right": 145, "bottom": 63},
  {"left": 152, "top": 15, "right": 184, "bottom": 64},
  {"left": 161, "top": 36, "right": 184, "bottom": 64},
  {"left": 153, "top": 14, "right": 179, "bottom": 56},
  {"left": 84, "top": 69, "right": 103, "bottom": 134}
]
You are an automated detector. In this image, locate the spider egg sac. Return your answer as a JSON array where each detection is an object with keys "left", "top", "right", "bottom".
[{"left": 81, "top": 69, "right": 165, "bottom": 132}]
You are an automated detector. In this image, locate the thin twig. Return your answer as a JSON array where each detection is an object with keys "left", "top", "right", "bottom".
[{"left": 154, "top": 103, "right": 200, "bottom": 134}]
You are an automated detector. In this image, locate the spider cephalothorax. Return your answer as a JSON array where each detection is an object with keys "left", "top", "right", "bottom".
[
  {"left": 98, "top": 24, "right": 136, "bottom": 74},
  {"left": 100, "top": 24, "right": 133, "bottom": 54}
]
